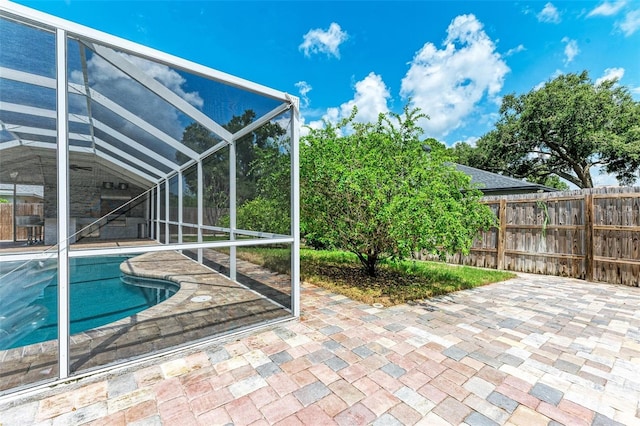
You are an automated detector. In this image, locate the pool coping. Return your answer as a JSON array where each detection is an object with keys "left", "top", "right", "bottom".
[{"left": 0, "top": 249, "right": 293, "bottom": 394}]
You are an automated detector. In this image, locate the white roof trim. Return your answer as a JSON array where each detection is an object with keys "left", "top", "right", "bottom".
[
  {"left": 89, "top": 43, "right": 234, "bottom": 143},
  {"left": 0, "top": 66, "right": 55, "bottom": 89},
  {"left": 0, "top": 137, "right": 158, "bottom": 185},
  {"left": 2, "top": 124, "right": 91, "bottom": 142},
  {"left": 1, "top": 1, "right": 291, "bottom": 103},
  {"left": 93, "top": 137, "right": 165, "bottom": 178},
  {"left": 0, "top": 69, "right": 200, "bottom": 162},
  {"left": 92, "top": 120, "right": 179, "bottom": 171},
  {"left": 1, "top": 100, "right": 180, "bottom": 176},
  {"left": 232, "top": 102, "right": 292, "bottom": 143},
  {"left": 82, "top": 85, "right": 199, "bottom": 160},
  {"left": 94, "top": 150, "right": 156, "bottom": 184}
]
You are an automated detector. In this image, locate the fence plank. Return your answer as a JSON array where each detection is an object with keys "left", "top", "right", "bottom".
[
  {"left": 0, "top": 204, "right": 11, "bottom": 240},
  {"left": 0, "top": 203, "right": 44, "bottom": 241},
  {"left": 439, "top": 187, "right": 640, "bottom": 287},
  {"left": 585, "top": 194, "right": 594, "bottom": 281},
  {"left": 497, "top": 199, "right": 506, "bottom": 270}
]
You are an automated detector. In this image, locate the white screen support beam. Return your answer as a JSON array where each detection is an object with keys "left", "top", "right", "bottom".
[
  {"left": 88, "top": 43, "right": 233, "bottom": 143},
  {"left": 0, "top": 2, "right": 301, "bottom": 396},
  {"left": 82, "top": 86, "right": 199, "bottom": 160},
  {"left": 0, "top": 99, "right": 167, "bottom": 183},
  {"left": 1, "top": 1, "right": 291, "bottom": 103},
  {"left": 178, "top": 171, "right": 183, "bottom": 245},
  {"left": 178, "top": 100, "right": 293, "bottom": 174},
  {"left": 197, "top": 160, "right": 203, "bottom": 263},
  {"left": 56, "top": 28, "right": 71, "bottom": 379},
  {"left": 290, "top": 101, "right": 301, "bottom": 317},
  {"left": 144, "top": 188, "right": 155, "bottom": 239},
  {"left": 231, "top": 102, "right": 291, "bottom": 142},
  {"left": 165, "top": 179, "right": 170, "bottom": 244},
  {"left": 229, "top": 141, "right": 236, "bottom": 281},
  {"left": 156, "top": 185, "right": 161, "bottom": 242}
]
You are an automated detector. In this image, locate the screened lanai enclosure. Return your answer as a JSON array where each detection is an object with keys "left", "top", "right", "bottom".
[{"left": 0, "top": 3, "right": 300, "bottom": 395}]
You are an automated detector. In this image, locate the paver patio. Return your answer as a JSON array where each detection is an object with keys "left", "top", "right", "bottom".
[{"left": 1, "top": 272, "right": 639, "bottom": 425}]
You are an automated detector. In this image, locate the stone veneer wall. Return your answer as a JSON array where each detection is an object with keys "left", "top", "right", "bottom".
[
  {"left": 43, "top": 180, "right": 101, "bottom": 219},
  {"left": 43, "top": 170, "right": 144, "bottom": 219}
]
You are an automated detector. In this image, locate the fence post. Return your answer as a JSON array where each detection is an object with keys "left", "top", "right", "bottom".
[
  {"left": 497, "top": 199, "right": 507, "bottom": 270},
  {"left": 585, "top": 194, "right": 594, "bottom": 281}
]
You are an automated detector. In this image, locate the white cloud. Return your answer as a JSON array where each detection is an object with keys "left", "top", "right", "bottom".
[
  {"left": 128, "top": 56, "right": 204, "bottom": 109},
  {"left": 505, "top": 44, "right": 526, "bottom": 57},
  {"left": 587, "top": 2, "right": 640, "bottom": 37},
  {"left": 305, "top": 72, "right": 390, "bottom": 132},
  {"left": 561, "top": 37, "right": 579, "bottom": 64},
  {"left": 399, "top": 14, "right": 509, "bottom": 139},
  {"left": 70, "top": 52, "right": 203, "bottom": 141},
  {"left": 618, "top": 9, "right": 640, "bottom": 36},
  {"left": 588, "top": 0, "right": 627, "bottom": 17},
  {"left": 72, "top": 52, "right": 203, "bottom": 109},
  {"left": 596, "top": 67, "right": 625, "bottom": 85},
  {"left": 299, "top": 22, "right": 348, "bottom": 58},
  {"left": 338, "top": 72, "right": 390, "bottom": 123},
  {"left": 295, "top": 81, "right": 312, "bottom": 108},
  {"left": 537, "top": 2, "right": 561, "bottom": 23}
]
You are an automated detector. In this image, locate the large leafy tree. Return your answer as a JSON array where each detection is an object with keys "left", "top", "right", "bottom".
[
  {"left": 301, "top": 106, "right": 496, "bottom": 277},
  {"left": 452, "top": 71, "right": 640, "bottom": 188},
  {"left": 179, "top": 123, "right": 228, "bottom": 225},
  {"left": 225, "top": 110, "right": 287, "bottom": 203},
  {"left": 179, "top": 110, "right": 288, "bottom": 230},
  {"left": 233, "top": 133, "right": 291, "bottom": 235}
]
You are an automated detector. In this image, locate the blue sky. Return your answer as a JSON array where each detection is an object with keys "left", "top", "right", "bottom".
[{"left": 12, "top": 0, "right": 640, "bottom": 184}]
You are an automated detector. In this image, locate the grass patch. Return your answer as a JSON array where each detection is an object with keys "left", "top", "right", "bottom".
[{"left": 235, "top": 247, "right": 515, "bottom": 306}]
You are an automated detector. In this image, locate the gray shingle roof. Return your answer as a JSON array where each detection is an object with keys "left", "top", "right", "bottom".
[{"left": 455, "top": 164, "right": 557, "bottom": 193}]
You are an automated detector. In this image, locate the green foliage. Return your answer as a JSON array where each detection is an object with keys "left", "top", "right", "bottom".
[
  {"left": 234, "top": 197, "right": 289, "bottom": 235},
  {"left": 0, "top": 198, "right": 8, "bottom": 203},
  {"left": 227, "top": 110, "right": 288, "bottom": 204},
  {"left": 452, "top": 71, "right": 640, "bottom": 188},
  {"left": 538, "top": 175, "right": 570, "bottom": 191},
  {"left": 179, "top": 110, "right": 290, "bottom": 234},
  {"left": 301, "top": 105, "right": 497, "bottom": 277},
  {"left": 179, "top": 123, "right": 229, "bottom": 225},
  {"left": 536, "top": 200, "right": 550, "bottom": 237},
  {"left": 235, "top": 247, "right": 515, "bottom": 306}
]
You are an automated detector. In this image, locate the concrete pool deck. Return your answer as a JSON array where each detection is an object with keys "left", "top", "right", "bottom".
[
  {"left": 0, "top": 248, "right": 292, "bottom": 393},
  {"left": 1, "top": 272, "right": 639, "bottom": 425}
]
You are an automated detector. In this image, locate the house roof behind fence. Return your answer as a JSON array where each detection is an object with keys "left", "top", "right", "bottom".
[{"left": 455, "top": 164, "right": 558, "bottom": 194}]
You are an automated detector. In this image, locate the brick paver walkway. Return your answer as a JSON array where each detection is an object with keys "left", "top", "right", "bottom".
[{"left": 1, "top": 273, "right": 639, "bottom": 425}]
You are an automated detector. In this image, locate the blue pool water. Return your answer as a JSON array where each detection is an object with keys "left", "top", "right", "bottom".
[{"left": 2, "top": 256, "right": 178, "bottom": 350}]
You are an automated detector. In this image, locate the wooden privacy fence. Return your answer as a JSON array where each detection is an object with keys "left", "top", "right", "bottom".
[
  {"left": 0, "top": 203, "right": 44, "bottom": 241},
  {"left": 426, "top": 187, "right": 640, "bottom": 287}
]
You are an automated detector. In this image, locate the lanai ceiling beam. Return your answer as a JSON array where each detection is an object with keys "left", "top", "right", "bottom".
[{"left": 87, "top": 43, "right": 233, "bottom": 143}]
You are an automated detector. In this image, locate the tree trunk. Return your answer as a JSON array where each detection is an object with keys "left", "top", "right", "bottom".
[
  {"left": 364, "top": 253, "right": 378, "bottom": 277},
  {"left": 354, "top": 251, "right": 379, "bottom": 277}
]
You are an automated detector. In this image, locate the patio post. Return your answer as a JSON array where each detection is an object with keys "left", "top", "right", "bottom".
[
  {"left": 197, "top": 160, "right": 203, "bottom": 263},
  {"left": 10, "top": 171, "right": 17, "bottom": 242},
  {"left": 229, "top": 141, "right": 236, "bottom": 281},
  {"left": 290, "top": 101, "right": 301, "bottom": 317},
  {"left": 56, "top": 27, "right": 70, "bottom": 378}
]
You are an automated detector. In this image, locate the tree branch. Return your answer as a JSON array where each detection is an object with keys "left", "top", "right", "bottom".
[{"left": 554, "top": 170, "right": 583, "bottom": 188}]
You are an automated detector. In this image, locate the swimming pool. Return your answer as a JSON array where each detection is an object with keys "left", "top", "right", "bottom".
[{"left": 0, "top": 256, "right": 178, "bottom": 350}]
